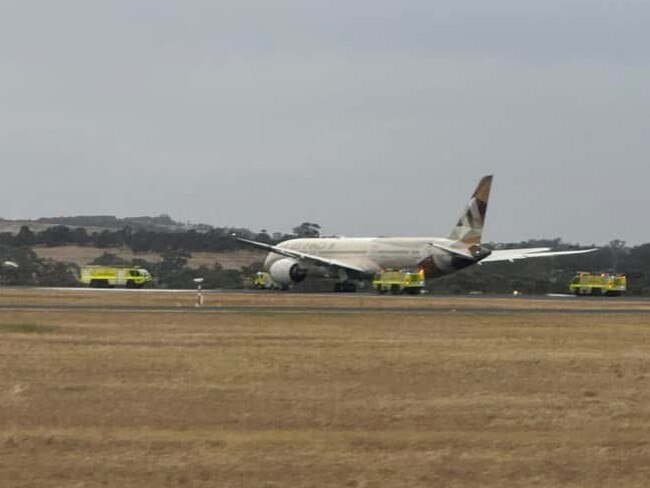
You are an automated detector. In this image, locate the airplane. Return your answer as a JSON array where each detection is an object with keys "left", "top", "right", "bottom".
[{"left": 235, "top": 175, "right": 596, "bottom": 291}]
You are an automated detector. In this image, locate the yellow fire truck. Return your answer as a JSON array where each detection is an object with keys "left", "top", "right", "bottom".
[
  {"left": 79, "top": 266, "right": 153, "bottom": 288},
  {"left": 251, "top": 272, "right": 281, "bottom": 290},
  {"left": 569, "top": 272, "right": 627, "bottom": 296},
  {"left": 373, "top": 269, "right": 425, "bottom": 295}
]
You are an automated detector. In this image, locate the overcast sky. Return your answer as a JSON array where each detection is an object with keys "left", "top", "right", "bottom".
[{"left": 1, "top": 1, "right": 649, "bottom": 244}]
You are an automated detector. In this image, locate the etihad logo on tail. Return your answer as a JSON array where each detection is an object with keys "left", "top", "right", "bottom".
[{"left": 448, "top": 175, "right": 492, "bottom": 245}]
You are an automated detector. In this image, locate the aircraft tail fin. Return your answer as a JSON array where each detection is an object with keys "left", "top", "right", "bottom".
[{"left": 448, "top": 175, "right": 493, "bottom": 245}]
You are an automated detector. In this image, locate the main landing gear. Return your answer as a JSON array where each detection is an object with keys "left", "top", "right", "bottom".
[{"left": 334, "top": 281, "right": 357, "bottom": 293}]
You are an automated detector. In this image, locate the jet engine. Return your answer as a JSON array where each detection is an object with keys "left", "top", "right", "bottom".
[
  {"left": 269, "top": 258, "right": 307, "bottom": 286},
  {"left": 469, "top": 245, "right": 492, "bottom": 260}
]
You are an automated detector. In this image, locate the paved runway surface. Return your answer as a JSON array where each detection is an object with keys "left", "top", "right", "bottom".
[
  {"left": 10, "top": 286, "right": 650, "bottom": 301},
  {"left": 2, "top": 305, "right": 650, "bottom": 315},
  {"left": 2, "top": 287, "right": 650, "bottom": 314}
]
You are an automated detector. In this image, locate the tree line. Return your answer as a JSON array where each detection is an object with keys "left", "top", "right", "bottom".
[
  {"left": 0, "top": 222, "right": 323, "bottom": 253},
  {"left": 0, "top": 222, "right": 321, "bottom": 289},
  {"left": 1, "top": 223, "right": 649, "bottom": 294}
]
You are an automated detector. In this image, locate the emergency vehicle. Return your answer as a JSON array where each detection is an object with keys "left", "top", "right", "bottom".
[
  {"left": 569, "top": 272, "right": 627, "bottom": 296},
  {"left": 79, "top": 266, "right": 153, "bottom": 288},
  {"left": 372, "top": 269, "right": 425, "bottom": 295},
  {"left": 252, "top": 271, "right": 281, "bottom": 290}
]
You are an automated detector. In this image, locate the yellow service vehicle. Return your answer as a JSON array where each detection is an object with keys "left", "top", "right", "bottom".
[
  {"left": 569, "top": 272, "right": 627, "bottom": 296},
  {"left": 373, "top": 269, "right": 425, "bottom": 295},
  {"left": 252, "top": 271, "right": 281, "bottom": 290},
  {"left": 79, "top": 266, "right": 153, "bottom": 288}
]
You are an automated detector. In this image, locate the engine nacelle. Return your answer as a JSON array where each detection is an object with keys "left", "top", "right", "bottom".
[
  {"left": 268, "top": 258, "right": 307, "bottom": 286},
  {"left": 469, "top": 245, "right": 492, "bottom": 260}
]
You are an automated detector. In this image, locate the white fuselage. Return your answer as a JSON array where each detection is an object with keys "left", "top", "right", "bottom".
[{"left": 263, "top": 237, "right": 472, "bottom": 279}]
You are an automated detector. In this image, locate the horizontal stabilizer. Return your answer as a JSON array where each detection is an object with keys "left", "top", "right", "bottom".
[{"left": 480, "top": 248, "right": 597, "bottom": 263}]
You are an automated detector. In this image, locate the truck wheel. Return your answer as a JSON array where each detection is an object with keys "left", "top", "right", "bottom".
[{"left": 126, "top": 280, "right": 135, "bottom": 289}]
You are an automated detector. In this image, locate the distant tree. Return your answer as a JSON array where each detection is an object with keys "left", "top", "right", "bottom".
[
  {"left": 14, "top": 226, "right": 36, "bottom": 246},
  {"left": 94, "top": 229, "right": 122, "bottom": 248},
  {"left": 37, "top": 225, "right": 74, "bottom": 246},
  {"left": 155, "top": 250, "right": 191, "bottom": 278},
  {"left": 131, "top": 257, "right": 154, "bottom": 269},
  {"left": 200, "top": 263, "right": 243, "bottom": 289},
  {"left": 255, "top": 229, "right": 272, "bottom": 244},
  {"left": 0, "top": 232, "right": 13, "bottom": 246},
  {"left": 241, "top": 261, "right": 265, "bottom": 275},
  {"left": 90, "top": 252, "right": 129, "bottom": 266},
  {"left": 292, "top": 222, "right": 321, "bottom": 237},
  {"left": 70, "top": 227, "right": 90, "bottom": 245},
  {"left": 271, "top": 232, "right": 285, "bottom": 243},
  {"left": 608, "top": 239, "right": 629, "bottom": 272},
  {"left": 0, "top": 244, "right": 78, "bottom": 286},
  {"left": 37, "top": 261, "right": 79, "bottom": 287}
]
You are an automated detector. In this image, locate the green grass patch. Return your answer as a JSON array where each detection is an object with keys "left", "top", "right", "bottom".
[{"left": 0, "top": 323, "right": 60, "bottom": 334}]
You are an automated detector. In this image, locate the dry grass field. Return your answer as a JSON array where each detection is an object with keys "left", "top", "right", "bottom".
[
  {"left": 32, "top": 245, "right": 265, "bottom": 269},
  {"left": 1, "top": 290, "right": 650, "bottom": 487}
]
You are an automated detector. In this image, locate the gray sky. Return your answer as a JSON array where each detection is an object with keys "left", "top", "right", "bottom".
[{"left": 1, "top": 0, "right": 649, "bottom": 244}]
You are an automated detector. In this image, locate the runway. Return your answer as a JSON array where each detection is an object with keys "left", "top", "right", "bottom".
[
  {"left": 2, "top": 305, "right": 650, "bottom": 315},
  {"left": 8, "top": 285, "right": 650, "bottom": 301},
  {"left": 2, "top": 287, "right": 650, "bottom": 314}
]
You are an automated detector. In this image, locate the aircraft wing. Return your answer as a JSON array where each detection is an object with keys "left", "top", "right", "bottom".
[
  {"left": 480, "top": 247, "right": 597, "bottom": 263},
  {"left": 234, "top": 237, "right": 369, "bottom": 275}
]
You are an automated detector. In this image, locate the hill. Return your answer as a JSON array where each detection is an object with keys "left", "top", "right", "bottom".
[{"left": 0, "top": 214, "right": 211, "bottom": 234}]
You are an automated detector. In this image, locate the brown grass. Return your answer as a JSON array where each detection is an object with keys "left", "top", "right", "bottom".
[{"left": 1, "top": 290, "right": 650, "bottom": 486}]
